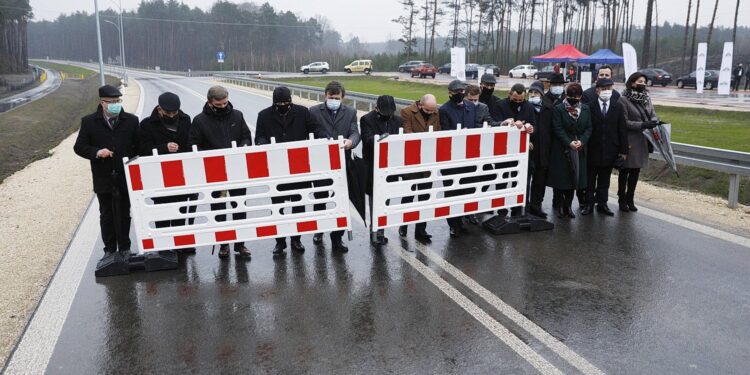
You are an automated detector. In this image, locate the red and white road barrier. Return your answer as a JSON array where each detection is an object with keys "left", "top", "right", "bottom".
[
  {"left": 371, "top": 125, "right": 529, "bottom": 231},
  {"left": 124, "top": 135, "right": 351, "bottom": 252}
]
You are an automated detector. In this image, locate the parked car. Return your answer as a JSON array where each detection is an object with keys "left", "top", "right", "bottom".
[
  {"left": 410, "top": 63, "right": 438, "bottom": 78},
  {"left": 300, "top": 61, "right": 329, "bottom": 74},
  {"left": 508, "top": 64, "right": 538, "bottom": 78},
  {"left": 438, "top": 63, "right": 451, "bottom": 74},
  {"left": 638, "top": 68, "right": 673, "bottom": 86},
  {"left": 675, "top": 70, "right": 734, "bottom": 90},
  {"left": 398, "top": 60, "right": 426, "bottom": 73},
  {"left": 465, "top": 63, "right": 479, "bottom": 79},
  {"left": 480, "top": 64, "right": 501, "bottom": 77},
  {"left": 344, "top": 59, "right": 373, "bottom": 74},
  {"left": 533, "top": 65, "right": 556, "bottom": 80}
]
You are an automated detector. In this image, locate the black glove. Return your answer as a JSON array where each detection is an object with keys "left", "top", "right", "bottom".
[{"left": 641, "top": 120, "right": 659, "bottom": 130}]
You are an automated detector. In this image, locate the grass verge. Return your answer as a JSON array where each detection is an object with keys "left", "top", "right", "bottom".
[
  {"left": 0, "top": 74, "right": 118, "bottom": 183},
  {"left": 30, "top": 60, "right": 95, "bottom": 78}
]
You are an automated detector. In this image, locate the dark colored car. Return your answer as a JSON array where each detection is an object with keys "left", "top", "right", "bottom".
[
  {"left": 465, "top": 63, "right": 479, "bottom": 79},
  {"left": 533, "top": 65, "right": 556, "bottom": 80},
  {"left": 438, "top": 63, "right": 451, "bottom": 74},
  {"left": 638, "top": 68, "right": 673, "bottom": 87},
  {"left": 480, "top": 64, "right": 501, "bottom": 77},
  {"left": 398, "top": 60, "right": 426, "bottom": 73},
  {"left": 675, "top": 70, "right": 734, "bottom": 90},
  {"left": 410, "top": 63, "right": 438, "bottom": 78}
]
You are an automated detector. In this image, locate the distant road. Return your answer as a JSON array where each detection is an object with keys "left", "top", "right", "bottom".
[{"left": 0, "top": 67, "right": 62, "bottom": 113}]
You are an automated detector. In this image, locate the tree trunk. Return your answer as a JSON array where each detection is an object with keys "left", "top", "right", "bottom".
[
  {"left": 681, "top": 0, "right": 693, "bottom": 75},
  {"left": 689, "top": 0, "right": 701, "bottom": 71},
  {"left": 705, "top": 0, "right": 720, "bottom": 50},
  {"left": 732, "top": 0, "right": 740, "bottom": 44},
  {"left": 641, "top": 0, "right": 655, "bottom": 68}
]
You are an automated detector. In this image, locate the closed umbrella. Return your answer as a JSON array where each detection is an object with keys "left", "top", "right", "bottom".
[{"left": 643, "top": 123, "right": 679, "bottom": 176}]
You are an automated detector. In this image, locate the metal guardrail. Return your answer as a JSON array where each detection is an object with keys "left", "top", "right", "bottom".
[{"left": 215, "top": 74, "right": 749, "bottom": 209}]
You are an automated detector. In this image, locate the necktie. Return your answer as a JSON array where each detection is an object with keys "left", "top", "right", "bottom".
[
  {"left": 602, "top": 102, "right": 607, "bottom": 117},
  {"left": 107, "top": 117, "right": 116, "bottom": 129}
]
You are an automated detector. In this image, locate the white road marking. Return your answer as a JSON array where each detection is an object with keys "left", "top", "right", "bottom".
[
  {"left": 3, "top": 199, "right": 99, "bottom": 374},
  {"left": 409, "top": 239, "right": 606, "bottom": 375},
  {"left": 636, "top": 204, "right": 750, "bottom": 249},
  {"left": 388, "top": 236, "right": 564, "bottom": 375}
]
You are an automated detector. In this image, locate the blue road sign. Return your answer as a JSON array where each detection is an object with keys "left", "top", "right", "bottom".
[{"left": 217, "top": 51, "right": 225, "bottom": 63}]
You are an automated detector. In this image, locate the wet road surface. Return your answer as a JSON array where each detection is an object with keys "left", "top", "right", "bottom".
[{"left": 16, "top": 70, "right": 750, "bottom": 374}]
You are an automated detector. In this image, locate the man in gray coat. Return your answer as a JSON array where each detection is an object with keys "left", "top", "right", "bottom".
[{"left": 309, "top": 81, "right": 360, "bottom": 252}]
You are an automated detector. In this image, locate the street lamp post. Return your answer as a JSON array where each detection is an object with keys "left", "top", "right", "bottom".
[
  {"left": 94, "top": 0, "right": 106, "bottom": 86},
  {"left": 108, "top": 0, "right": 127, "bottom": 85},
  {"left": 103, "top": 19, "right": 126, "bottom": 83}
]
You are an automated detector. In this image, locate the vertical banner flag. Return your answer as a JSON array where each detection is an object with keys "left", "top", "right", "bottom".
[
  {"left": 451, "top": 47, "right": 466, "bottom": 81},
  {"left": 696, "top": 43, "right": 707, "bottom": 94},
  {"left": 477, "top": 66, "right": 486, "bottom": 85},
  {"left": 622, "top": 43, "right": 638, "bottom": 80},
  {"left": 580, "top": 71, "right": 592, "bottom": 90},
  {"left": 718, "top": 42, "right": 734, "bottom": 95}
]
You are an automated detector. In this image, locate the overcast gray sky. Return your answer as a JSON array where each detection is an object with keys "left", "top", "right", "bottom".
[{"left": 28, "top": 0, "right": 748, "bottom": 43}]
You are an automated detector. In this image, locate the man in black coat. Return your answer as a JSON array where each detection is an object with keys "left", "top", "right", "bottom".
[
  {"left": 478, "top": 73, "right": 503, "bottom": 121},
  {"left": 360, "top": 95, "right": 404, "bottom": 245},
  {"left": 530, "top": 74, "right": 566, "bottom": 216},
  {"left": 139, "top": 92, "right": 197, "bottom": 253},
  {"left": 74, "top": 84, "right": 139, "bottom": 266},
  {"left": 582, "top": 65, "right": 621, "bottom": 108},
  {"left": 732, "top": 63, "right": 744, "bottom": 91},
  {"left": 496, "top": 83, "right": 536, "bottom": 218},
  {"left": 189, "top": 85, "right": 252, "bottom": 259},
  {"left": 255, "top": 86, "right": 319, "bottom": 257},
  {"left": 581, "top": 79, "right": 629, "bottom": 216}
]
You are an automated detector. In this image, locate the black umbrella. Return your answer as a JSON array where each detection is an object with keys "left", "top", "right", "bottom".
[
  {"left": 564, "top": 147, "right": 580, "bottom": 188},
  {"left": 347, "top": 154, "right": 368, "bottom": 224}
]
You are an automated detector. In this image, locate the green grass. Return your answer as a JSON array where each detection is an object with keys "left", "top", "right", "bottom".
[
  {"left": 31, "top": 60, "right": 95, "bottom": 78},
  {"left": 269, "top": 75, "right": 508, "bottom": 106},
  {"left": 273, "top": 76, "right": 750, "bottom": 153}
]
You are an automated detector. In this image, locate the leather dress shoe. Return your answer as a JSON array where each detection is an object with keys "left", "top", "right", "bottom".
[
  {"left": 580, "top": 205, "right": 592, "bottom": 216},
  {"left": 332, "top": 239, "right": 349, "bottom": 252},
  {"left": 398, "top": 226, "right": 407, "bottom": 237},
  {"left": 597, "top": 204, "right": 615, "bottom": 216},
  {"left": 627, "top": 201, "right": 638, "bottom": 212},
  {"left": 415, "top": 230, "right": 432, "bottom": 241},
  {"left": 291, "top": 239, "right": 305, "bottom": 252},
  {"left": 528, "top": 205, "right": 548, "bottom": 218},
  {"left": 618, "top": 199, "right": 629, "bottom": 212},
  {"left": 272, "top": 244, "right": 287, "bottom": 258}
]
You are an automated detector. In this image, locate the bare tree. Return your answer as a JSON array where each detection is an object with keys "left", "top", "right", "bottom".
[
  {"left": 732, "top": 0, "right": 741, "bottom": 44},
  {"left": 681, "top": 0, "right": 693, "bottom": 75},
  {"left": 641, "top": 0, "right": 655, "bottom": 67},
  {"left": 689, "top": 0, "right": 701, "bottom": 70},
  {"left": 705, "top": 0, "right": 720, "bottom": 50},
  {"left": 392, "top": 0, "right": 419, "bottom": 57}
]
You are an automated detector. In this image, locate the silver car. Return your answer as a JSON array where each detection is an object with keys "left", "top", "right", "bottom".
[{"left": 300, "top": 62, "right": 330, "bottom": 74}]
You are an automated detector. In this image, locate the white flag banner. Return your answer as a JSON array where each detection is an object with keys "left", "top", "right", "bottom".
[
  {"left": 581, "top": 71, "right": 592, "bottom": 90},
  {"left": 451, "top": 47, "right": 466, "bottom": 81},
  {"left": 696, "top": 43, "right": 707, "bottom": 94},
  {"left": 477, "top": 66, "right": 486, "bottom": 85},
  {"left": 718, "top": 42, "right": 734, "bottom": 95},
  {"left": 622, "top": 43, "right": 638, "bottom": 80}
]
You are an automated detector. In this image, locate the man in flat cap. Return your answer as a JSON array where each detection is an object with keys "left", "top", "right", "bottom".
[
  {"left": 74, "top": 84, "right": 140, "bottom": 270},
  {"left": 190, "top": 85, "right": 253, "bottom": 260},
  {"left": 360, "top": 95, "right": 404, "bottom": 245},
  {"left": 478, "top": 73, "right": 503, "bottom": 122},
  {"left": 255, "top": 86, "right": 320, "bottom": 258},
  {"left": 138, "top": 92, "right": 197, "bottom": 253}
]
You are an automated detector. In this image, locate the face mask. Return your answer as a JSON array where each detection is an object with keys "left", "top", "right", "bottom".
[
  {"left": 599, "top": 90, "right": 612, "bottom": 102},
  {"left": 480, "top": 87, "right": 494, "bottom": 97},
  {"left": 326, "top": 99, "right": 341, "bottom": 111},
  {"left": 550, "top": 86, "right": 564, "bottom": 96},
  {"left": 449, "top": 93, "right": 465, "bottom": 103},
  {"left": 106, "top": 102, "right": 122, "bottom": 115},
  {"left": 376, "top": 112, "right": 391, "bottom": 121},
  {"left": 211, "top": 104, "right": 230, "bottom": 115},
  {"left": 274, "top": 103, "right": 291, "bottom": 114},
  {"left": 634, "top": 84, "right": 647, "bottom": 92},
  {"left": 528, "top": 96, "right": 542, "bottom": 105},
  {"left": 567, "top": 98, "right": 580, "bottom": 106},
  {"left": 161, "top": 114, "right": 178, "bottom": 124}
]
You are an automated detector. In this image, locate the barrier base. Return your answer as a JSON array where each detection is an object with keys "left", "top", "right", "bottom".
[
  {"left": 95, "top": 250, "right": 179, "bottom": 277},
  {"left": 482, "top": 214, "right": 554, "bottom": 235}
]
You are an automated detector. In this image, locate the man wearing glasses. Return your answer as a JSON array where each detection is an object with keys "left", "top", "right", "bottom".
[{"left": 74, "top": 84, "right": 140, "bottom": 272}]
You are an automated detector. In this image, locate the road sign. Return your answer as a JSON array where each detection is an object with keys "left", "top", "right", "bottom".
[{"left": 217, "top": 51, "right": 225, "bottom": 63}]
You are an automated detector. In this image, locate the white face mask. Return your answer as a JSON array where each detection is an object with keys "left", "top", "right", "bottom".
[
  {"left": 528, "top": 96, "right": 542, "bottom": 105},
  {"left": 550, "top": 86, "right": 564, "bottom": 96},
  {"left": 599, "top": 90, "right": 612, "bottom": 102},
  {"left": 326, "top": 99, "right": 341, "bottom": 111}
]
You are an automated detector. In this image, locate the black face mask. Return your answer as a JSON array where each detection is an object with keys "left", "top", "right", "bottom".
[
  {"left": 634, "top": 84, "right": 647, "bottom": 92},
  {"left": 274, "top": 103, "right": 291, "bottom": 115},
  {"left": 567, "top": 98, "right": 580, "bottom": 106},
  {"left": 419, "top": 107, "right": 432, "bottom": 120},
  {"left": 480, "top": 87, "right": 494, "bottom": 97},
  {"left": 450, "top": 93, "right": 465, "bottom": 103},
  {"left": 377, "top": 112, "right": 391, "bottom": 122},
  {"left": 161, "top": 114, "right": 178, "bottom": 125},
  {"left": 211, "top": 104, "right": 231, "bottom": 116}
]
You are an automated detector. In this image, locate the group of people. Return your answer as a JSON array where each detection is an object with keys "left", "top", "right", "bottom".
[{"left": 75, "top": 65, "right": 661, "bottom": 266}]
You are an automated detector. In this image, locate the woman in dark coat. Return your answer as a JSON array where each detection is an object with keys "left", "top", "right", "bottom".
[
  {"left": 546, "top": 83, "right": 591, "bottom": 219},
  {"left": 617, "top": 72, "right": 660, "bottom": 212}
]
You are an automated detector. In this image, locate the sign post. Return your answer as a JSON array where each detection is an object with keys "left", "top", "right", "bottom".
[{"left": 217, "top": 51, "right": 225, "bottom": 71}]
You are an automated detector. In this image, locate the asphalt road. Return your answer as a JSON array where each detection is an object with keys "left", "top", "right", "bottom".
[
  {"left": 6, "top": 70, "right": 750, "bottom": 374},
  {"left": 0, "top": 67, "right": 61, "bottom": 112}
]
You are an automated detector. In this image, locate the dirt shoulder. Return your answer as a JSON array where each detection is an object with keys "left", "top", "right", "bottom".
[{"left": 0, "top": 79, "right": 141, "bottom": 366}]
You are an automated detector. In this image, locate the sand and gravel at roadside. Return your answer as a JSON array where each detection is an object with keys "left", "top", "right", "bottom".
[{"left": 0, "top": 80, "right": 140, "bottom": 365}]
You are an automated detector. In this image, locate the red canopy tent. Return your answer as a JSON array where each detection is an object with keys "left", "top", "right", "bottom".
[{"left": 531, "top": 44, "right": 588, "bottom": 63}]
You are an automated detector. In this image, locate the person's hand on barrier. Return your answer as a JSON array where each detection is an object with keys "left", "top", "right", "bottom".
[
  {"left": 97, "top": 148, "right": 113, "bottom": 158},
  {"left": 513, "top": 120, "right": 525, "bottom": 129},
  {"left": 343, "top": 139, "right": 353, "bottom": 150},
  {"left": 524, "top": 123, "right": 534, "bottom": 134},
  {"left": 501, "top": 118, "right": 514, "bottom": 126},
  {"left": 167, "top": 142, "right": 179, "bottom": 153}
]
